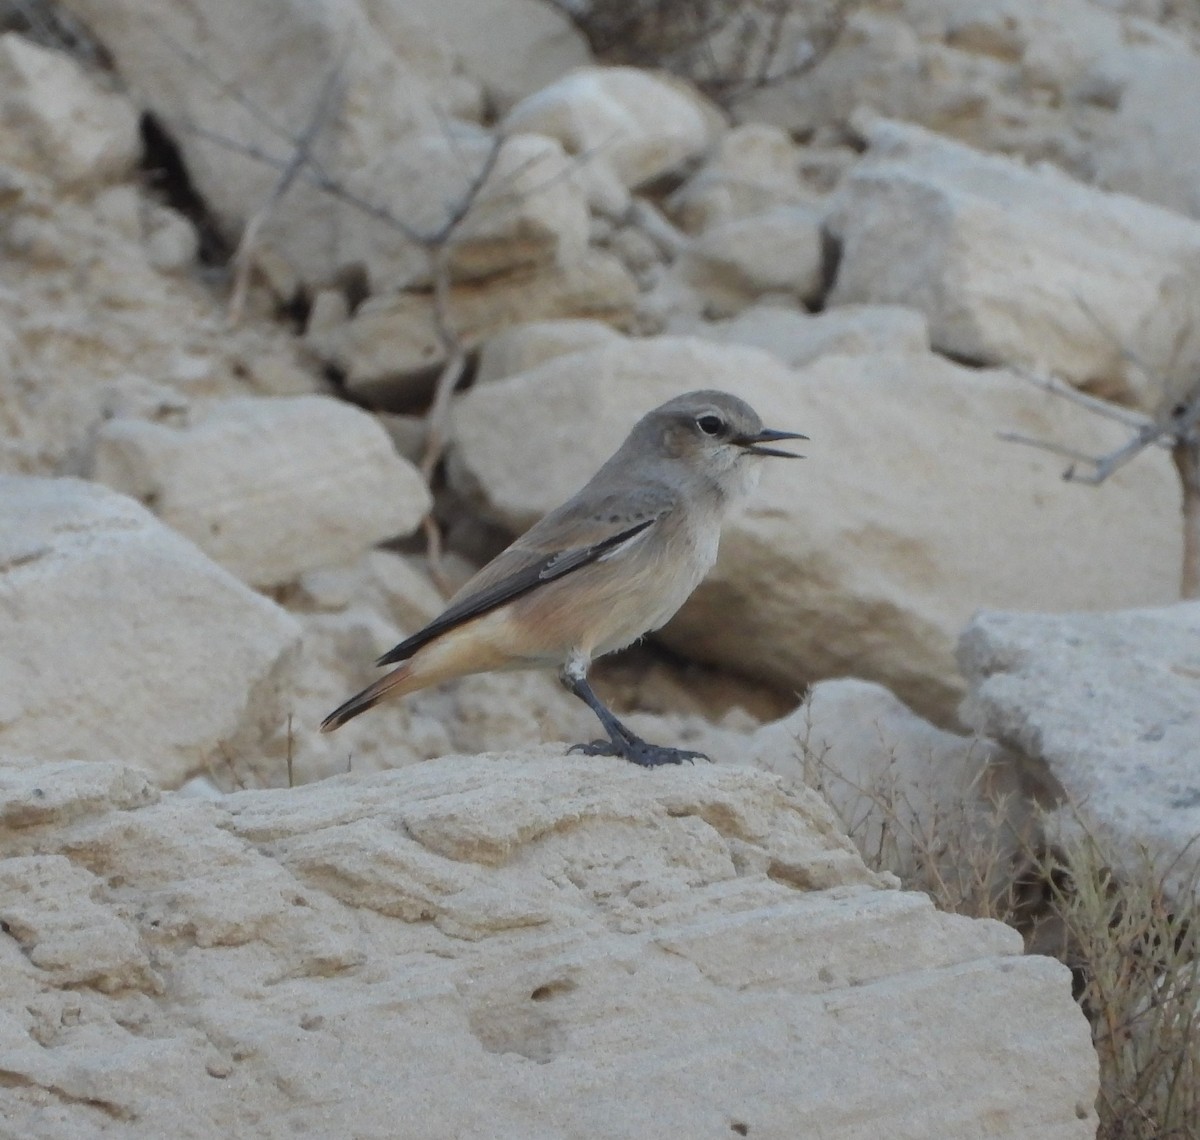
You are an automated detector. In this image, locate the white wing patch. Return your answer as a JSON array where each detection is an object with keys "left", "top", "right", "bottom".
[{"left": 596, "top": 520, "right": 658, "bottom": 562}]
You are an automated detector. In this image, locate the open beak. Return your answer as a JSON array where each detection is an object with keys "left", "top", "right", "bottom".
[{"left": 734, "top": 427, "right": 808, "bottom": 458}]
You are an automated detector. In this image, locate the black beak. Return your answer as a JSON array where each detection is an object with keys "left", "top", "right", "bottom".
[{"left": 734, "top": 427, "right": 808, "bottom": 458}]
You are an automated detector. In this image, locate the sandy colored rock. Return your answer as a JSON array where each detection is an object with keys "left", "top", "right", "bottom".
[
  {"left": 92, "top": 395, "right": 430, "bottom": 588},
  {"left": 684, "top": 303, "right": 930, "bottom": 366},
  {"left": 677, "top": 206, "right": 825, "bottom": 314},
  {"left": 504, "top": 66, "right": 715, "bottom": 190},
  {"left": 745, "top": 679, "right": 1037, "bottom": 896},
  {"left": 397, "top": 0, "right": 591, "bottom": 109},
  {"left": 1090, "top": 46, "right": 1200, "bottom": 221},
  {"left": 959, "top": 603, "right": 1200, "bottom": 896},
  {"left": 0, "top": 754, "right": 1097, "bottom": 1137},
  {"left": 448, "top": 337, "right": 1180, "bottom": 721},
  {"left": 58, "top": 0, "right": 470, "bottom": 290},
  {"left": 0, "top": 155, "right": 318, "bottom": 479},
  {"left": 0, "top": 33, "right": 141, "bottom": 187},
  {"left": 476, "top": 318, "right": 625, "bottom": 384},
  {"left": 311, "top": 250, "right": 637, "bottom": 404},
  {"left": 343, "top": 129, "right": 592, "bottom": 293},
  {"left": 668, "top": 123, "right": 812, "bottom": 233},
  {"left": 827, "top": 118, "right": 1200, "bottom": 407},
  {"left": 730, "top": 0, "right": 1150, "bottom": 173},
  {"left": 0, "top": 477, "right": 300, "bottom": 786}
]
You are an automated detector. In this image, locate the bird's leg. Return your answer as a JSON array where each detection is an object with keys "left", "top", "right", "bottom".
[{"left": 558, "top": 658, "right": 708, "bottom": 768}]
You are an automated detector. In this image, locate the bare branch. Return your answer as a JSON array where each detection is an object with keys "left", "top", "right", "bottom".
[
  {"left": 995, "top": 432, "right": 1111, "bottom": 471},
  {"left": 158, "top": 29, "right": 301, "bottom": 149},
  {"left": 157, "top": 42, "right": 595, "bottom": 579},
  {"left": 431, "top": 128, "right": 507, "bottom": 244},
  {"left": 1068, "top": 288, "right": 1161, "bottom": 393},
  {"left": 179, "top": 120, "right": 426, "bottom": 243},
  {"left": 1001, "top": 313, "right": 1200, "bottom": 598},
  {"left": 1009, "top": 364, "right": 1150, "bottom": 429},
  {"left": 228, "top": 58, "right": 346, "bottom": 324}
]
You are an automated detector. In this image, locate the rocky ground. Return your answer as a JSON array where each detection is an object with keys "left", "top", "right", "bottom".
[{"left": 2, "top": 0, "right": 1199, "bottom": 1135}]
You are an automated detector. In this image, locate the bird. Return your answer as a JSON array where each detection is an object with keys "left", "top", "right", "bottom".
[{"left": 320, "top": 389, "right": 805, "bottom": 766}]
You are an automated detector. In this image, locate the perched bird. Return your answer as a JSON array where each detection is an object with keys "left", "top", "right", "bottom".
[{"left": 321, "top": 389, "right": 805, "bottom": 766}]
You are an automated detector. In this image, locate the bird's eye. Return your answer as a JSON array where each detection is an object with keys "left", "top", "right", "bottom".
[{"left": 695, "top": 414, "right": 724, "bottom": 436}]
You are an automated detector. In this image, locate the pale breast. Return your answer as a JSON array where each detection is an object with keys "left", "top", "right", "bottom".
[{"left": 591, "top": 510, "right": 722, "bottom": 656}]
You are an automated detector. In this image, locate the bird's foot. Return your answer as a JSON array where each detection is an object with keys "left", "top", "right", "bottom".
[
  {"left": 569, "top": 738, "right": 620, "bottom": 757},
  {"left": 569, "top": 738, "right": 708, "bottom": 767}
]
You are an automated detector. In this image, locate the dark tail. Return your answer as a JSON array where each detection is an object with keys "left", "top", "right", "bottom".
[{"left": 320, "top": 662, "right": 414, "bottom": 732}]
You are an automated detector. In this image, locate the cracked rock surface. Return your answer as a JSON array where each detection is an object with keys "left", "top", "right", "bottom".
[
  {"left": 959, "top": 603, "right": 1200, "bottom": 897},
  {"left": 0, "top": 754, "right": 1097, "bottom": 1138}
]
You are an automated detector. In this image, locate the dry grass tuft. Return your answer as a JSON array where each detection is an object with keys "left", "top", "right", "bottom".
[{"left": 799, "top": 728, "right": 1200, "bottom": 1140}]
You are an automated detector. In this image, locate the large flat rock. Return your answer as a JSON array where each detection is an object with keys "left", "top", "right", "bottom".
[
  {"left": 0, "top": 754, "right": 1097, "bottom": 1137},
  {"left": 448, "top": 335, "right": 1179, "bottom": 721},
  {"left": 827, "top": 118, "right": 1200, "bottom": 408},
  {"left": 959, "top": 603, "right": 1200, "bottom": 894}
]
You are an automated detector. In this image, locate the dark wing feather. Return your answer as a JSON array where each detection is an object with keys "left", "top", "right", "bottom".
[{"left": 375, "top": 515, "right": 658, "bottom": 667}]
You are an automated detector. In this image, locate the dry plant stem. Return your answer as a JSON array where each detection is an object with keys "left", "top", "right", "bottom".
[
  {"left": 163, "top": 41, "right": 602, "bottom": 586},
  {"left": 418, "top": 340, "right": 467, "bottom": 598},
  {"left": 1173, "top": 438, "right": 1200, "bottom": 598},
  {"left": 183, "top": 70, "right": 502, "bottom": 560},
  {"left": 552, "top": 0, "right": 855, "bottom": 108},
  {"left": 407, "top": 142, "right": 502, "bottom": 585},
  {"left": 285, "top": 713, "right": 294, "bottom": 789},
  {"left": 1040, "top": 828, "right": 1200, "bottom": 1140},
  {"left": 420, "top": 242, "right": 469, "bottom": 483},
  {"left": 1002, "top": 365, "right": 1200, "bottom": 599},
  {"left": 226, "top": 60, "right": 347, "bottom": 324},
  {"left": 806, "top": 708, "right": 1200, "bottom": 1140}
]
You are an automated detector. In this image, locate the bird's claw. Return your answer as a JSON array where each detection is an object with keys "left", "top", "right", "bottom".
[{"left": 569, "top": 738, "right": 708, "bottom": 768}]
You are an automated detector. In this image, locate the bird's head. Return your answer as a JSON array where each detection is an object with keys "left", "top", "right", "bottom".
[{"left": 633, "top": 389, "right": 806, "bottom": 501}]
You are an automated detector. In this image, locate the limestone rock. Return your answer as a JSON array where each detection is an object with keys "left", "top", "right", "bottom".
[
  {"left": 92, "top": 396, "right": 431, "bottom": 589},
  {"left": 683, "top": 303, "right": 930, "bottom": 366},
  {"left": 0, "top": 33, "right": 141, "bottom": 187},
  {"left": 0, "top": 148, "right": 319, "bottom": 479},
  {"left": 667, "top": 123, "right": 813, "bottom": 233},
  {"left": 745, "top": 679, "right": 1035, "bottom": 896},
  {"left": 677, "top": 206, "right": 825, "bottom": 315},
  {"left": 827, "top": 118, "right": 1200, "bottom": 408},
  {"left": 342, "top": 129, "right": 592, "bottom": 293},
  {"left": 291, "top": 550, "right": 446, "bottom": 628},
  {"left": 730, "top": 0, "right": 1141, "bottom": 169},
  {"left": 396, "top": 0, "right": 591, "bottom": 109},
  {"left": 476, "top": 318, "right": 625, "bottom": 385},
  {"left": 0, "top": 754, "right": 1097, "bottom": 1137},
  {"left": 350, "top": 1, "right": 483, "bottom": 121},
  {"left": 0, "top": 477, "right": 300, "bottom": 786},
  {"left": 958, "top": 604, "right": 1200, "bottom": 896},
  {"left": 57, "top": 0, "right": 471, "bottom": 290},
  {"left": 311, "top": 250, "right": 637, "bottom": 405},
  {"left": 503, "top": 66, "right": 715, "bottom": 190},
  {"left": 1089, "top": 47, "right": 1200, "bottom": 221},
  {"left": 448, "top": 338, "right": 1180, "bottom": 721}
]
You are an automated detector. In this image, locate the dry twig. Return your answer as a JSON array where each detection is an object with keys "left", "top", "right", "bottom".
[
  {"left": 998, "top": 300, "right": 1200, "bottom": 598},
  {"left": 157, "top": 38, "right": 523, "bottom": 578},
  {"left": 227, "top": 57, "right": 347, "bottom": 325}
]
